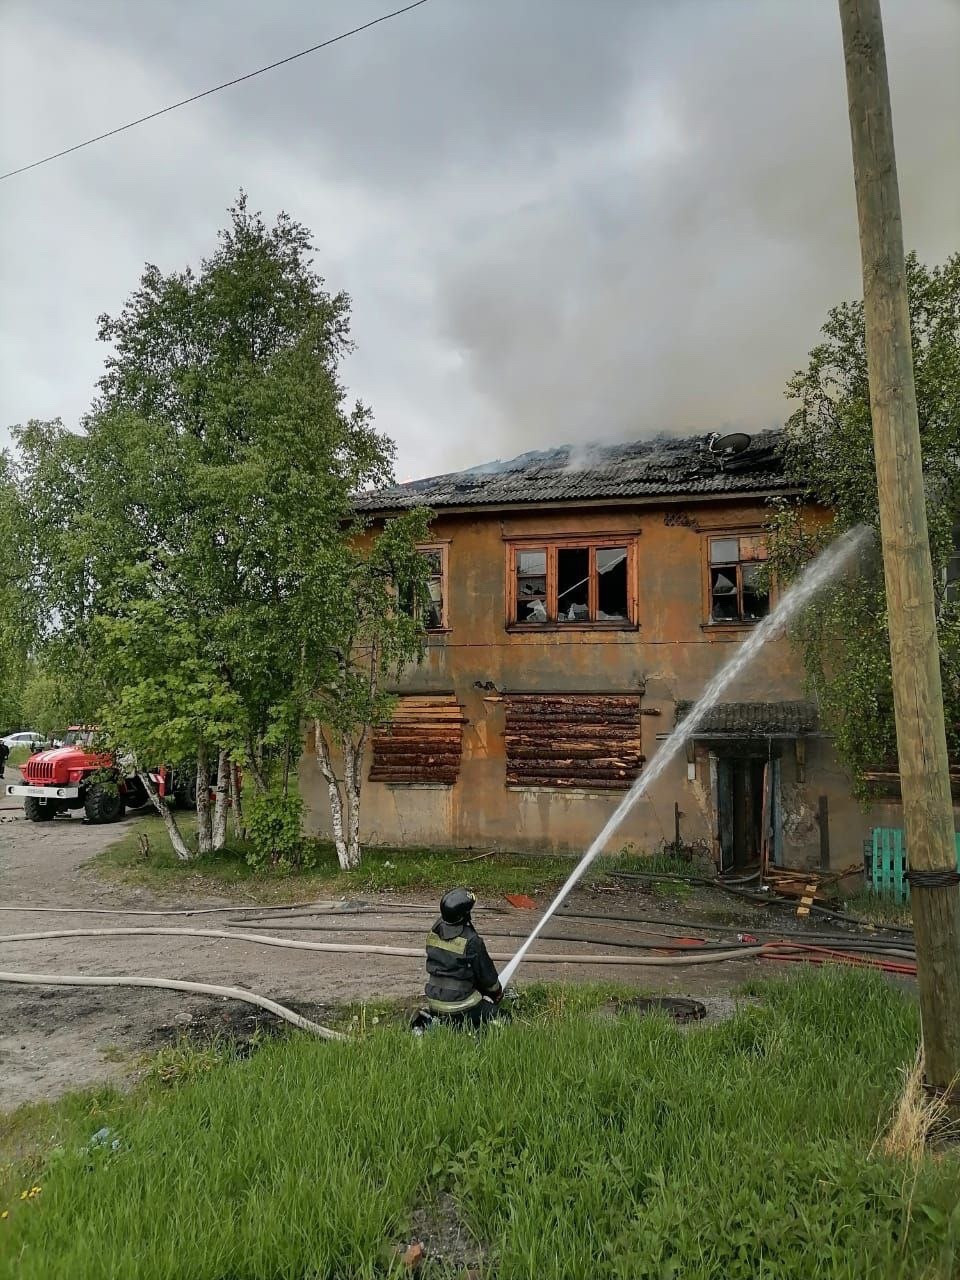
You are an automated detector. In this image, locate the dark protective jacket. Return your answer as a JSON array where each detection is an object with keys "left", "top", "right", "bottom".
[{"left": 424, "top": 918, "right": 501, "bottom": 1013}]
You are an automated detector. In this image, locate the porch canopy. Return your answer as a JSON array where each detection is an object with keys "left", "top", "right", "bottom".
[{"left": 672, "top": 700, "right": 821, "bottom": 740}]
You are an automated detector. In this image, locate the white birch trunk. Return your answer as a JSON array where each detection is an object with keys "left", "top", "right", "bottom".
[
  {"left": 138, "top": 770, "right": 193, "bottom": 861},
  {"left": 342, "top": 738, "right": 362, "bottom": 869},
  {"left": 196, "top": 742, "right": 213, "bottom": 855},
  {"left": 315, "top": 722, "right": 350, "bottom": 868},
  {"left": 212, "top": 749, "right": 230, "bottom": 850}
]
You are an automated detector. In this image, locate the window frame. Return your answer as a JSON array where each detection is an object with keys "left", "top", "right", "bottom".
[
  {"left": 702, "top": 530, "right": 771, "bottom": 627},
  {"left": 504, "top": 533, "right": 639, "bottom": 631},
  {"left": 411, "top": 542, "right": 450, "bottom": 633}
]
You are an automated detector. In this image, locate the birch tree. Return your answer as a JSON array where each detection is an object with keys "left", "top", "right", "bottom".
[{"left": 308, "top": 514, "right": 431, "bottom": 869}]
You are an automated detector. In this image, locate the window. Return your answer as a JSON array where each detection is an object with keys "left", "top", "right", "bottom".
[
  {"left": 507, "top": 538, "right": 635, "bottom": 627},
  {"left": 708, "top": 534, "right": 769, "bottom": 623},
  {"left": 401, "top": 545, "right": 448, "bottom": 631}
]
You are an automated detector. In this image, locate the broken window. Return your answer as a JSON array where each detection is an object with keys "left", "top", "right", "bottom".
[
  {"left": 709, "top": 535, "right": 769, "bottom": 623},
  {"left": 508, "top": 540, "right": 634, "bottom": 626},
  {"left": 557, "top": 547, "right": 590, "bottom": 622},
  {"left": 401, "top": 545, "right": 448, "bottom": 631},
  {"left": 516, "top": 549, "right": 548, "bottom": 624}
]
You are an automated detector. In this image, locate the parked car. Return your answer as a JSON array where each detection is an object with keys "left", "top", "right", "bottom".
[{"left": 1, "top": 731, "right": 45, "bottom": 752}]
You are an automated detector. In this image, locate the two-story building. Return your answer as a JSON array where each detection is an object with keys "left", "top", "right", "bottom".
[{"left": 300, "top": 429, "right": 907, "bottom": 871}]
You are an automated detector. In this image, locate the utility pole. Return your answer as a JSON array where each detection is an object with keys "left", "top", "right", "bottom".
[{"left": 838, "top": 0, "right": 960, "bottom": 1101}]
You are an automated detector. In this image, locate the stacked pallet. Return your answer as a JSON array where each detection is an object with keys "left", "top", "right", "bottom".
[
  {"left": 369, "top": 695, "right": 466, "bottom": 785},
  {"left": 504, "top": 693, "right": 644, "bottom": 790}
]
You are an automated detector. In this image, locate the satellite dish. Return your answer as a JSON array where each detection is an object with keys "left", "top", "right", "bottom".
[{"left": 709, "top": 431, "right": 751, "bottom": 458}]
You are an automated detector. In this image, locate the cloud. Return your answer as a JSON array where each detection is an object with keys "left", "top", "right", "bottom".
[{"left": 0, "top": 0, "right": 956, "bottom": 479}]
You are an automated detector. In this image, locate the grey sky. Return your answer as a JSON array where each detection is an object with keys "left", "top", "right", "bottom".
[{"left": 1, "top": 0, "right": 957, "bottom": 482}]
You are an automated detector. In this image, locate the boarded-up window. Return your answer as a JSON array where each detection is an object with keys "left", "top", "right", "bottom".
[
  {"left": 369, "top": 695, "right": 465, "bottom": 785},
  {"left": 504, "top": 694, "right": 644, "bottom": 790}
]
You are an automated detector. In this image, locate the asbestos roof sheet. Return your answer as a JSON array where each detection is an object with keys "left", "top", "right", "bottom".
[
  {"left": 674, "top": 699, "right": 820, "bottom": 738},
  {"left": 355, "top": 428, "right": 794, "bottom": 513}
]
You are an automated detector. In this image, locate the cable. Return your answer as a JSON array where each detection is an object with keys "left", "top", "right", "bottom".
[
  {"left": 0, "top": 1, "right": 432, "bottom": 182},
  {"left": 0, "top": 970, "right": 344, "bottom": 1039}
]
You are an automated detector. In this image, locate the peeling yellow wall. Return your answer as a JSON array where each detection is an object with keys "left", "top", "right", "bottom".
[{"left": 301, "top": 498, "right": 940, "bottom": 867}]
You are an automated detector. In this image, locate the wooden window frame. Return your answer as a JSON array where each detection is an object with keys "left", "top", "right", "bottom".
[
  {"left": 504, "top": 532, "right": 639, "bottom": 631},
  {"left": 416, "top": 542, "right": 450, "bottom": 633},
  {"left": 701, "top": 530, "right": 770, "bottom": 628}
]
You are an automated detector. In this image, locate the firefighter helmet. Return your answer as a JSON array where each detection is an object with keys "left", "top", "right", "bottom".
[{"left": 440, "top": 887, "right": 476, "bottom": 925}]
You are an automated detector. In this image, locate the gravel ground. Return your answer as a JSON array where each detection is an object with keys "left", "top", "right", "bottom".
[{"left": 0, "top": 775, "right": 776, "bottom": 1108}]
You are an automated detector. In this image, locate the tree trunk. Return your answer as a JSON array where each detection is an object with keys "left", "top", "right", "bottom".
[
  {"left": 212, "top": 749, "right": 230, "bottom": 850},
  {"left": 343, "top": 737, "right": 362, "bottom": 869},
  {"left": 196, "top": 742, "right": 213, "bottom": 855},
  {"left": 230, "top": 760, "right": 246, "bottom": 841},
  {"left": 138, "top": 770, "right": 192, "bottom": 861},
  {"left": 315, "top": 722, "right": 350, "bottom": 868},
  {"left": 244, "top": 736, "right": 268, "bottom": 793}
]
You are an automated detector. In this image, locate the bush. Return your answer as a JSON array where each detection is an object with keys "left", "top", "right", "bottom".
[{"left": 243, "top": 788, "right": 311, "bottom": 870}]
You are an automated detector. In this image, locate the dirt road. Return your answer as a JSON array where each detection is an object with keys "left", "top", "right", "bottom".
[{"left": 0, "top": 786, "right": 764, "bottom": 1109}]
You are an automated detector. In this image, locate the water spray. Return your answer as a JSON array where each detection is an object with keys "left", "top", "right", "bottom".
[{"left": 498, "top": 524, "right": 873, "bottom": 988}]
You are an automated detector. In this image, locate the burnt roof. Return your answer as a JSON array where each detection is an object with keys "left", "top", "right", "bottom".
[
  {"left": 674, "top": 699, "right": 820, "bottom": 738},
  {"left": 356, "top": 428, "right": 793, "bottom": 513}
]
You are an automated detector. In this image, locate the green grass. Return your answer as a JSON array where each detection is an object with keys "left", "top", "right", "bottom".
[
  {"left": 91, "top": 817, "right": 699, "bottom": 903},
  {"left": 1, "top": 972, "right": 957, "bottom": 1279},
  {"left": 5, "top": 746, "right": 32, "bottom": 769},
  {"left": 843, "top": 891, "right": 913, "bottom": 928}
]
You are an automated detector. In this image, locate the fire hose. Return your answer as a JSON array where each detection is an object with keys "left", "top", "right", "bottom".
[
  {"left": 0, "top": 926, "right": 916, "bottom": 973},
  {"left": 0, "top": 969, "right": 346, "bottom": 1040}
]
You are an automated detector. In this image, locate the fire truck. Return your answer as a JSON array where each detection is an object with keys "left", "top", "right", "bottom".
[{"left": 5, "top": 727, "right": 195, "bottom": 823}]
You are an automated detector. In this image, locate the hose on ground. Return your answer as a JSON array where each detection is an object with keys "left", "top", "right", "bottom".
[
  {"left": 0, "top": 925, "right": 770, "bottom": 966},
  {"left": 215, "top": 918, "right": 917, "bottom": 958},
  {"left": 0, "top": 927, "right": 917, "bottom": 970},
  {"left": 0, "top": 900, "right": 339, "bottom": 918},
  {"left": 0, "top": 970, "right": 345, "bottom": 1040}
]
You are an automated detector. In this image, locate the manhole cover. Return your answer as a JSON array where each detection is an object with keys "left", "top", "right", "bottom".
[{"left": 622, "top": 996, "right": 707, "bottom": 1023}]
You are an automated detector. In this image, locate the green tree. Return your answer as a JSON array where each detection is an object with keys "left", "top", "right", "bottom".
[
  {"left": 769, "top": 252, "right": 960, "bottom": 795},
  {"left": 10, "top": 196, "right": 428, "bottom": 863},
  {"left": 0, "top": 450, "right": 30, "bottom": 729}
]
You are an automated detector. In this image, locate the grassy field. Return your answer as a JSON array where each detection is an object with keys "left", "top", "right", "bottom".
[
  {"left": 92, "top": 817, "right": 702, "bottom": 902},
  {"left": 1, "top": 971, "right": 957, "bottom": 1279}
]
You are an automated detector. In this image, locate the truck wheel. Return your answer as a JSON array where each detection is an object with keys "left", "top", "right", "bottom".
[
  {"left": 84, "top": 784, "right": 126, "bottom": 824},
  {"left": 24, "top": 797, "right": 57, "bottom": 822}
]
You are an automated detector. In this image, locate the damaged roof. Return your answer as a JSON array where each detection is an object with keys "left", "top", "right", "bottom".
[
  {"left": 356, "top": 428, "right": 794, "bottom": 513},
  {"left": 674, "top": 700, "right": 820, "bottom": 738}
]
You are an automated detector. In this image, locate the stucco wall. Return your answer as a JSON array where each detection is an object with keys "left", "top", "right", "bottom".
[{"left": 301, "top": 497, "right": 926, "bottom": 868}]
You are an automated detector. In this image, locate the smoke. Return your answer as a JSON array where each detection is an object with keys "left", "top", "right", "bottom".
[
  {"left": 433, "top": 1, "right": 960, "bottom": 467},
  {"left": 0, "top": 1, "right": 956, "bottom": 477}
]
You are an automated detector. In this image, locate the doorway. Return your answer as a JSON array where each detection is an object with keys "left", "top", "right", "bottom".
[{"left": 716, "top": 754, "right": 777, "bottom": 871}]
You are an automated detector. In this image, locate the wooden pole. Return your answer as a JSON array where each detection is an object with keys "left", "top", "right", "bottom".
[{"left": 838, "top": 0, "right": 960, "bottom": 1097}]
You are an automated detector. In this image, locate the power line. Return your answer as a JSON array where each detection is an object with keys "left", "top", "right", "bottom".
[{"left": 0, "top": 0, "right": 432, "bottom": 182}]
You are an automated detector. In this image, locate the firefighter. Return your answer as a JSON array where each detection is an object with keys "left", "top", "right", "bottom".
[
  {"left": 423, "top": 888, "right": 508, "bottom": 1029},
  {"left": 0, "top": 740, "right": 8, "bottom": 779}
]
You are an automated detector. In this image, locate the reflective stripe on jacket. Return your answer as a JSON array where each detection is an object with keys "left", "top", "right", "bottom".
[{"left": 425, "top": 919, "right": 500, "bottom": 1013}]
